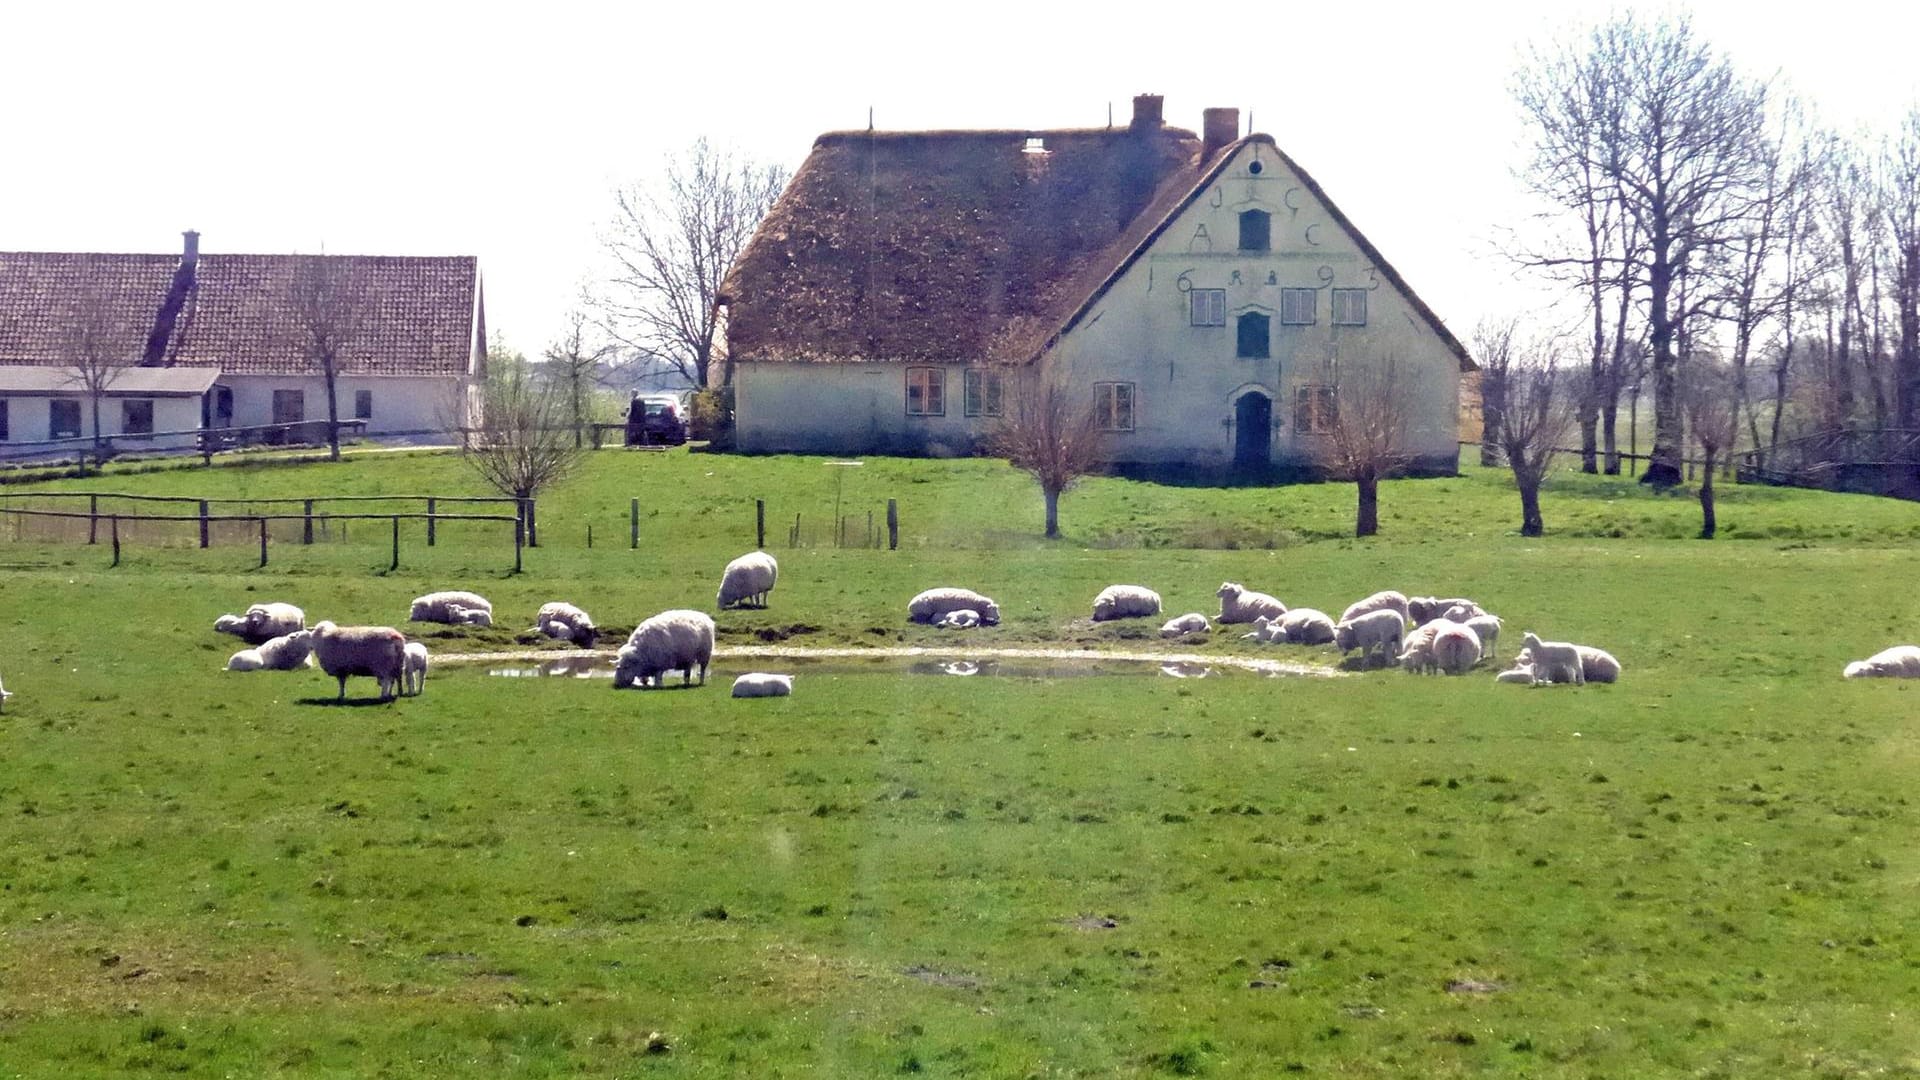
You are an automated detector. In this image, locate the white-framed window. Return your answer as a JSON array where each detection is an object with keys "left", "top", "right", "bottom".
[
  {"left": 49, "top": 399, "right": 81, "bottom": 439},
  {"left": 906, "top": 367, "right": 945, "bottom": 416},
  {"left": 1094, "top": 382, "right": 1135, "bottom": 432},
  {"left": 122, "top": 398, "right": 154, "bottom": 436},
  {"left": 1236, "top": 312, "right": 1271, "bottom": 359},
  {"left": 964, "top": 369, "right": 1003, "bottom": 417},
  {"left": 1332, "top": 288, "right": 1368, "bottom": 326},
  {"left": 354, "top": 389, "right": 374, "bottom": 420},
  {"left": 1190, "top": 288, "right": 1226, "bottom": 326},
  {"left": 1295, "top": 384, "right": 1337, "bottom": 434},
  {"left": 1281, "top": 288, "right": 1317, "bottom": 325}
]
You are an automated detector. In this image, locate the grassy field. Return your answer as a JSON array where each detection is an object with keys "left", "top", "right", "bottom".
[{"left": 1, "top": 448, "right": 1918, "bottom": 1077}]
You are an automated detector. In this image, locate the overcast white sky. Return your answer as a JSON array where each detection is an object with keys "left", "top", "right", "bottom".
[{"left": 4, "top": 0, "right": 1916, "bottom": 357}]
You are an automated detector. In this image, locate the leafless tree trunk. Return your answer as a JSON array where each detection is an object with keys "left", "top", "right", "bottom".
[
  {"left": 1889, "top": 105, "right": 1920, "bottom": 430},
  {"left": 1471, "top": 318, "right": 1517, "bottom": 467},
  {"left": 1499, "top": 348, "right": 1577, "bottom": 537},
  {"left": 456, "top": 350, "right": 584, "bottom": 548},
  {"left": 1684, "top": 362, "right": 1739, "bottom": 538},
  {"left": 287, "top": 254, "right": 364, "bottom": 461},
  {"left": 987, "top": 375, "right": 1105, "bottom": 539},
  {"left": 543, "top": 309, "right": 613, "bottom": 448},
  {"left": 60, "top": 273, "right": 133, "bottom": 471},
  {"left": 1312, "top": 356, "right": 1415, "bottom": 538},
  {"left": 593, "top": 139, "right": 787, "bottom": 389},
  {"left": 1822, "top": 142, "right": 1873, "bottom": 433}
]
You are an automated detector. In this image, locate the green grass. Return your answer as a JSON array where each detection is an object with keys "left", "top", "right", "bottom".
[{"left": 1, "top": 448, "right": 1919, "bottom": 1077}]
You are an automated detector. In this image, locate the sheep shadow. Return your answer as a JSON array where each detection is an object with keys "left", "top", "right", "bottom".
[{"left": 296, "top": 696, "right": 401, "bottom": 707}]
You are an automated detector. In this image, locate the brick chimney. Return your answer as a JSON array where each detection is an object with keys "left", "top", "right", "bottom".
[
  {"left": 1201, "top": 107, "right": 1240, "bottom": 159},
  {"left": 182, "top": 229, "right": 199, "bottom": 265},
  {"left": 1130, "top": 94, "right": 1164, "bottom": 132}
]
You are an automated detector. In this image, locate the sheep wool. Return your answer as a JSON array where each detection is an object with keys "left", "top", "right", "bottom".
[
  {"left": 226, "top": 648, "right": 265, "bottom": 671},
  {"left": 936, "top": 609, "right": 982, "bottom": 629},
  {"left": 404, "top": 642, "right": 430, "bottom": 696},
  {"left": 1843, "top": 644, "right": 1920, "bottom": 679},
  {"left": 716, "top": 552, "right": 780, "bottom": 609},
  {"left": 1576, "top": 645, "right": 1621, "bottom": 684},
  {"left": 1277, "top": 608, "right": 1337, "bottom": 646},
  {"left": 907, "top": 588, "right": 1001, "bottom": 626},
  {"left": 1431, "top": 625, "right": 1483, "bottom": 675},
  {"left": 731, "top": 673, "right": 794, "bottom": 698},
  {"left": 533, "top": 602, "right": 597, "bottom": 646},
  {"left": 1520, "top": 633, "right": 1585, "bottom": 686},
  {"left": 255, "top": 630, "right": 315, "bottom": 671},
  {"left": 1215, "top": 582, "right": 1287, "bottom": 625},
  {"left": 615, "top": 610, "right": 716, "bottom": 689},
  {"left": 1091, "top": 585, "right": 1163, "bottom": 622},
  {"left": 1495, "top": 664, "right": 1536, "bottom": 684},
  {"left": 1339, "top": 590, "right": 1410, "bottom": 626},
  {"left": 242, "top": 602, "right": 306, "bottom": 644},
  {"left": 445, "top": 604, "right": 493, "bottom": 627},
  {"left": 1463, "top": 615, "right": 1502, "bottom": 659},
  {"left": 213, "top": 613, "right": 248, "bottom": 637},
  {"left": 1408, "top": 597, "right": 1483, "bottom": 625},
  {"left": 1161, "top": 613, "right": 1211, "bottom": 638},
  {"left": 410, "top": 591, "right": 494, "bottom": 625},
  {"left": 1335, "top": 609, "right": 1405, "bottom": 666},
  {"left": 311, "top": 621, "right": 409, "bottom": 702}
]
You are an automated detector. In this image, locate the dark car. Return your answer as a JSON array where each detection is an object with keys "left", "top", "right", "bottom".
[{"left": 626, "top": 395, "right": 688, "bottom": 446}]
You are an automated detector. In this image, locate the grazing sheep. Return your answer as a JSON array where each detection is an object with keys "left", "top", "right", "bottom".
[
  {"left": 614, "top": 610, "right": 716, "bottom": 689},
  {"left": 311, "top": 621, "right": 408, "bottom": 702},
  {"left": 1276, "top": 608, "right": 1337, "bottom": 646},
  {"left": 716, "top": 551, "right": 779, "bottom": 609},
  {"left": 410, "top": 591, "right": 494, "bottom": 625},
  {"left": 731, "top": 673, "right": 794, "bottom": 698},
  {"left": 1215, "top": 582, "right": 1287, "bottom": 625},
  {"left": 936, "top": 609, "right": 982, "bottom": 629},
  {"left": 1091, "top": 584, "right": 1163, "bottom": 622},
  {"left": 1463, "top": 614, "right": 1502, "bottom": 660},
  {"left": 1576, "top": 645, "right": 1621, "bottom": 684},
  {"left": 1335, "top": 609, "right": 1405, "bottom": 667},
  {"left": 533, "top": 601, "right": 596, "bottom": 646},
  {"left": 1339, "top": 590, "right": 1410, "bottom": 626},
  {"left": 243, "top": 602, "right": 306, "bottom": 643},
  {"left": 1431, "top": 625, "right": 1484, "bottom": 675},
  {"left": 1520, "top": 633, "right": 1585, "bottom": 686},
  {"left": 404, "top": 642, "right": 430, "bottom": 696},
  {"left": 1161, "top": 612, "right": 1211, "bottom": 638},
  {"left": 907, "top": 588, "right": 1001, "bottom": 626},
  {"left": 1495, "top": 663, "right": 1537, "bottom": 684},
  {"left": 1843, "top": 644, "right": 1920, "bottom": 679}
]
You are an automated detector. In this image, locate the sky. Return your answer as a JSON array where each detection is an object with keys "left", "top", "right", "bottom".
[{"left": 5, "top": 0, "right": 1917, "bottom": 359}]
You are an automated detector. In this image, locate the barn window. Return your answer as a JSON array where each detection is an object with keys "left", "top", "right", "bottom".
[
  {"left": 1189, "top": 288, "right": 1225, "bottom": 326},
  {"left": 906, "top": 367, "right": 945, "bottom": 416},
  {"left": 1332, "top": 288, "right": 1369, "bottom": 326},
  {"left": 1236, "top": 312, "right": 1271, "bottom": 359},
  {"left": 964, "top": 370, "right": 1003, "bottom": 417},
  {"left": 1238, "top": 209, "right": 1271, "bottom": 252},
  {"left": 122, "top": 399, "right": 154, "bottom": 435},
  {"left": 49, "top": 399, "right": 81, "bottom": 439},
  {"left": 0, "top": 400, "right": 9, "bottom": 441},
  {"left": 1094, "top": 382, "right": 1135, "bottom": 432},
  {"left": 272, "top": 389, "right": 305, "bottom": 425},
  {"left": 1280, "top": 288, "right": 1317, "bottom": 325},
  {"left": 1295, "top": 384, "right": 1337, "bottom": 434},
  {"left": 355, "top": 389, "right": 374, "bottom": 420}
]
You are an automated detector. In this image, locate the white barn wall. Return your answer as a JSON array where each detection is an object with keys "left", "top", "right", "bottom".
[
  {"left": 0, "top": 393, "right": 203, "bottom": 449},
  {"left": 220, "top": 374, "right": 468, "bottom": 435},
  {"left": 736, "top": 362, "right": 1005, "bottom": 456}
]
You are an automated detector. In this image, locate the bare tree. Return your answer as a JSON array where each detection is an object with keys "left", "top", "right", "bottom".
[
  {"left": 1888, "top": 105, "right": 1920, "bottom": 429},
  {"left": 594, "top": 139, "right": 788, "bottom": 389},
  {"left": 542, "top": 309, "right": 614, "bottom": 448},
  {"left": 1684, "top": 361, "right": 1740, "bottom": 538},
  {"left": 286, "top": 254, "right": 364, "bottom": 461},
  {"left": 1312, "top": 356, "right": 1414, "bottom": 538},
  {"left": 987, "top": 376, "right": 1105, "bottom": 539},
  {"left": 456, "top": 349, "right": 583, "bottom": 548},
  {"left": 1471, "top": 318, "right": 1519, "bottom": 466},
  {"left": 59, "top": 274, "right": 134, "bottom": 470}
]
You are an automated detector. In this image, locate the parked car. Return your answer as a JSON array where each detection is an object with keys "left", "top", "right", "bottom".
[{"left": 625, "top": 394, "right": 688, "bottom": 446}]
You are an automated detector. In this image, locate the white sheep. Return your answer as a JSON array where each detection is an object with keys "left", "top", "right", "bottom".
[
  {"left": 1495, "top": 663, "right": 1536, "bottom": 684},
  {"left": 213, "top": 613, "right": 248, "bottom": 637},
  {"left": 731, "top": 673, "right": 794, "bottom": 698},
  {"left": 1519, "top": 633, "right": 1585, "bottom": 686},
  {"left": 445, "top": 604, "right": 493, "bottom": 627},
  {"left": 1091, "top": 585, "right": 1163, "bottom": 622},
  {"left": 1215, "top": 582, "right": 1287, "bottom": 624},
  {"left": 1335, "top": 609, "right": 1405, "bottom": 667},
  {"left": 404, "top": 642, "right": 430, "bottom": 696},
  {"left": 1241, "top": 615, "right": 1286, "bottom": 644},
  {"left": 614, "top": 610, "right": 716, "bottom": 689},
  {"left": 1463, "top": 614, "right": 1502, "bottom": 660},
  {"left": 908, "top": 588, "right": 1001, "bottom": 626},
  {"left": 1441, "top": 602, "right": 1488, "bottom": 624},
  {"left": 717, "top": 551, "right": 779, "bottom": 609},
  {"left": 225, "top": 648, "right": 265, "bottom": 671},
  {"left": 243, "top": 602, "right": 306, "bottom": 643},
  {"left": 533, "top": 601, "right": 596, "bottom": 646},
  {"left": 936, "top": 609, "right": 982, "bottom": 629},
  {"left": 226, "top": 629, "right": 314, "bottom": 673},
  {"left": 1576, "top": 645, "right": 1621, "bottom": 684},
  {"left": 1161, "top": 612, "right": 1211, "bottom": 638},
  {"left": 1431, "top": 625, "right": 1483, "bottom": 676},
  {"left": 1339, "top": 590, "right": 1410, "bottom": 626},
  {"left": 1843, "top": 644, "right": 1920, "bottom": 679},
  {"left": 1397, "top": 619, "right": 1464, "bottom": 674},
  {"left": 311, "top": 621, "right": 408, "bottom": 702},
  {"left": 409, "top": 591, "right": 494, "bottom": 625},
  {"left": 1276, "top": 608, "right": 1337, "bottom": 646},
  {"left": 1408, "top": 597, "right": 1484, "bottom": 626}
]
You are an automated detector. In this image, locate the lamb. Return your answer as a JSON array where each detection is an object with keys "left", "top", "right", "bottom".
[
  {"left": 1463, "top": 614, "right": 1502, "bottom": 660},
  {"left": 1091, "top": 585, "right": 1162, "bottom": 622},
  {"left": 404, "top": 642, "right": 430, "bottom": 696},
  {"left": 907, "top": 588, "right": 1001, "bottom": 626},
  {"left": 716, "top": 551, "right": 779, "bottom": 609},
  {"left": 409, "top": 591, "right": 494, "bottom": 625},
  {"left": 1241, "top": 615, "right": 1286, "bottom": 644},
  {"left": 1339, "top": 590, "right": 1410, "bottom": 627},
  {"left": 311, "top": 620, "right": 408, "bottom": 702},
  {"left": 1276, "top": 608, "right": 1337, "bottom": 646},
  {"left": 1495, "top": 663, "right": 1537, "bottom": 684},
  {"left": 614, "top": 610, "right": 716, "bottom": 689},
  {"left": 1843, "top": 644, "right": 1920, "bottom": 679},
  {"left": 1335, "top": 609, "right": 1405, "bottom": 667},
  {"left": 226, "top": 648, "right": 266, "bottom": 672},
  {"left": 1161, "top": 612, "right": 1211, "bottom": 638},
  {"left": 533, "top": 601, "right": 597, "bottom": 646},
  {"left": 936, "top": 609, "right": 982, "bottom": 629},
  {"left": 1431, "top": 625, "right": 1484, "bottom": 676},
  {"left": 731, "top": 673, "right": 794, "bottom": 698},
  {"left": 1519, "top": 633, "right": 1585, "bottom": 686},
  {"left": 445, "top": 604, "right": 493, "bottom": 627},
  {"left": 1215, "top": 582, "right": 1287, "bottom": 624}
]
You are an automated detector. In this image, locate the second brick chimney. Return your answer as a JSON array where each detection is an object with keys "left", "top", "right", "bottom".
[{"left": 1201, "top": 107, "right": 1240, "bottom": 159}]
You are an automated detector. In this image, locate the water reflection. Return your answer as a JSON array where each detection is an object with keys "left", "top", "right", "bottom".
[{"left": 484, "top": 655, "right": 1233, "bottom": 680}]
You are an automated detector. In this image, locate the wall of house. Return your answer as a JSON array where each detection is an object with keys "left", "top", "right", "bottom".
[
  {"left": 735, "top": 362, "right": 1010, "bottom": 456},
  {"left": 0, "top": 393, "right": 203, "bottom": 450},
  {"left": 1048, "top": 140, "right": 1463, "bottom": 474},
  {"left": 218, "top": 374, "right": 469, "bottom": 436}
]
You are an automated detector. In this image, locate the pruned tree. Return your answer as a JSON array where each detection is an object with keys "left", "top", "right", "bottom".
[
  {"left": 60, "top": 272, "right": 134, "bottom": 470},
  {"left": 1472, "top": 317, "right": 1519, "bottom": 467},
  {"left": 456, "top": 348, "right": 583, "bottom": 548},
  {"left": 542, "top": 309, "right": 614, "bottom": 448},
  {"left": 593, "top": 138, "right": 788, "bottom": 389},
  {"left": 1498, "top": 347, "right": 1577, "bottom": 537},
  {"left": 987, "top": 375, "right": 1104, "bottom": 539},
  {"left": 1312, "top": 356, "right": 1414, "bottom": 538},
  {"left": 1683, "top": 361, "right": 1740, "bottom": 538},
  {"left": 286, "top": 253, "right": 364, "bottom": 461}
]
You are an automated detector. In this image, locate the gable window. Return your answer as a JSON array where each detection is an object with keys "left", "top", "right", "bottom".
[
  {"left": 1236, "top": 312, "right": 1271, "bottom": 359},
  {"left": 1093, "top": 382, "right": 1135, "bottom": 432},
  {"left": 354, "top": 389, "right": 374, "bottom": 420},
  {"left": 1295, "top": 384, "right": 1337, "bottom": 434},
  {"left": 1281, "top": 288, "right": 1317, "bottom": 325},
  {"left": 1189, "top": 288, "right": 1226, "bottom": 327},
  {"left": 906, "top": 367, "right": 945, "bottom": 416},
  {"left": 964, "top": 369, "right": 1003, "bottom": 417},
  {"left": 1332, "top": 288, "right": 1369, "bottom": 326},
  {"left": 122, "top": 399, "right": 154, "bottom": 436},
  {"left": 49, "top": 399, "right": 81, "bottom": 439},
  {"left": 1238, "top": 209, "right": 1271, "bottom": 252},
  {"left": 0, "top": 400, "right": 8, "bottom": 441}
]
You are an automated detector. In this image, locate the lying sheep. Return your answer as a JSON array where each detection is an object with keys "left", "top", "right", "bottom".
[
  {"left": 1242, "top": 615, "right": 1286, "bottom": 644},
  {"left": 311, "top": 621, "right": 408, "bottom": 702},
  {"left": 908, "top": 588, "right": 1001, "bottom": 626},
  {"left": 614, "top": 610, "right": 716, "bottom": 689},
  {"left": 1495, "top": 663, "right": 1536, "bottom": 684},
  {"left": 1277, "top": 608, "right": 1337, "bottom": 646},
  {"left": 1339, "top": 590, "right": 1410, "bottom": 627},
  {"left": 1161, "top": 612, "right": 1211, "bottom": 638},
  {"left": 1463, "top": 614, "right": 1502, "bottom": 660},
  {"left": 1407, "top": 596, "right": 1476, "bottom": 625},
  {"left": 717, "top": 551, "right": 779, "bottom": 609},
  {"left": 1519, "top": 633, "right": 1585, "bottom": 686},
  {"left": 1216, "top": 582, "right": 1287, "bottom": 625},
  {"left": 1431, "top": 625, "right": 1483, "bottom": 676},
  {"left": 244, "top": 602, "right": 306, "bottom": 643},
  {"left": 936, "top": 609, "right": 982, "bottom": 629},
  {"left": 1335, "top": 609, "right": 1404, "bottom": 667},
  {"left": 213, "top": 613, "right": 248, "bottom": 637},
  {"left": 404, "top": 642, "right": 430, "bottom": 696},
  {"left": 227, "top": 629, "right": 315, "bottom": 673},
  {"left": 1576, "top": 645, "right": 1621, "bottom": 684},
  {"left": 445, "top": 604, "right": 493, "bottom": 627},
  {"left": 1442, "top": 602, "right": 1488, "bottom": 624},
  {"left": 1843, "top": 644, "right": 1920, "bottom": 679},
  {"left": 533, "top": 601, "right": 597, "bottom": 646},
  {"left": 226, "top": 648, "right": 266, "bottom": 672},
  {"left": 1092, "top": 585, "right": 1162, "bottom": 622},
  {"left": 410, "top": 591, "right": 494, "bottom": 625},
  {"left": 731, "top": 673, "right": 794, "bottom": 698}
]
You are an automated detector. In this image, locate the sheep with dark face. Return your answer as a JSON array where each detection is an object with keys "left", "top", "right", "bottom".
[{"left": 311, "top": 621, "right": 408, "bottom": 702}]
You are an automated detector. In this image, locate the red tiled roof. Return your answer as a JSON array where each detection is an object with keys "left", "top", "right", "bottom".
[{"left": 0, "top": 250, "right": 480, "bottom": 377}]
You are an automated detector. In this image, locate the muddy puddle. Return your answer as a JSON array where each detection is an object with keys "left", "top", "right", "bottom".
[{"left": 463, "top": 646, "right": 1336, "bottom": 681}]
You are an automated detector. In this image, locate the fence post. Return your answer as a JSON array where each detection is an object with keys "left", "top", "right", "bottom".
[
  {"left": 887, "top": 499, "right": 898, "bottom": 550},
  {"left": 587, "top": 523, "right": 593, "bottom": 549},
  {"left": 198, "top": 500, "right": 210, "bottom": 549},
  {"left": 867, "top": 509, "right": 874, "bottom": 549},
  {"left": 88, "top": 495, "right": 98, "bottom": 545},
  {"left": 514, "top": 514, "right": 524, "bottom": 573},
  {"left": 109, "top": 515, "right": 121, "bottom": 567},
  {"left": 791, "top": 512, "right": 801, "bottom": 547},
  {"left": 630, "top": 498, "right": 639, "bottom": 550},
  {"left": 757, "top": 499, "right": 766, "bottom": 549},
  {"left": 426, "top": 497, "right": 437, "bottom": 547},
  {"left": 259, "top": 517, "right": 269, "bottom": 568},
  {"left": 391, "top": 515, "right": 400, "bottom": 571},
  {"left": 528, "top": 498, "right": 538, "bottom": 548},
  {"left": 303, "top": 499, "right": 314, "bottom": 545}
]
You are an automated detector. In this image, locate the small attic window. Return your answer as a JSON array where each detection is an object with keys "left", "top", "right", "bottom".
[
  {"left": 1248, "top": 160, "right": 1264, "bottom": 175},
  {"left": 1023, "top": 137, "right": 1048, "bottom": 154}
]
